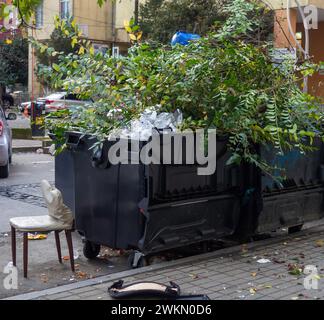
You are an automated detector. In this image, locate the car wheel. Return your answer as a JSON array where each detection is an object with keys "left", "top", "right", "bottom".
[{"left": 0, "top": 162, "right": 9, "bottom": 178}]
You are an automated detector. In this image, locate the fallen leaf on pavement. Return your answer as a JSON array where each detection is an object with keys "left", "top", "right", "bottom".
[
  {"left": 76, "top": 271, "right": 88, "bottom": 279},
  {"left": 263, "top": 285, "right": 272, "bottom": 289},
  {"left": 189, "top": 274, "right": 199, "bottom": 279},
  {"left": 40, "top": 274, "right": 48, "bottom": 283},
  {"left": 251, "top": 272, "right": 257, "bottom": 277},
  {"left": 63, "top": 256, "right": 70, "bottom": 261},
  {"left": 249, "top": 288, "right": 257, "bottom": 295},
  {"left": 315, "top": 240, "right": 324, "bottom": 247}
]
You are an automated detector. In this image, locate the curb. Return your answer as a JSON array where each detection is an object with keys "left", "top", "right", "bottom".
[
  {"left": 5, "top": 224, "right": 324, "bottom": 301},
  {"left": 12, "top": 147, "right": 42, "bottom": 154}
]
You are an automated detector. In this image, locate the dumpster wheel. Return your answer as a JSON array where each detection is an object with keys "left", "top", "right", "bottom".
[
  {"left": 128, "top": 251, "right": 148, "bottom": 269},
  {"left": 83, "top": 240, "right": 101, "bottom": 259}
]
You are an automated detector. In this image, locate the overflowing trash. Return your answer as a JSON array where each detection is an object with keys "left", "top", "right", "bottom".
[{"left": 109, "top": 107, "right": 183, "bottom": 141}]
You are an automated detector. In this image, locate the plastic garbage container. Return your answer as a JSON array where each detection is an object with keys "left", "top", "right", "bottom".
[{"left": 59, "top": 132, "right": 242, "bottom": 267}]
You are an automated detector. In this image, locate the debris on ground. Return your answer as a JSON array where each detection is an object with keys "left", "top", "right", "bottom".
[
  {"left": 315, "top": 239, "right": 324, "bottom": 247},
  {"left": 98, "top": 247, "right": 126, "bottom": 259},
  {"left": 241, "top": 244, "right": 248, "bottom": 254},
  {"left": 257, "top": 258, "right": 271, "bottom": 264},
  {"left": 288, "top": 264, "right": 304, "bottom": 276},
  {"left": 40, "top": 274, "right": 48, "bottom": 283},
  {"left": 28, "top": 233, "right": 47, "bottom": 240},
  {"left": 76, "top": 271, "right": 88, "bottom": 279},
  {"left": 272, "top": 257, "right": 286, "bottom": 264},
  {"left": 249, "top": 288, "right": 257, "bottom": 295}
]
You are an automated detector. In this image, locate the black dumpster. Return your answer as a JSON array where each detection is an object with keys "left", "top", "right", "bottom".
[
  {"left": 57, "top": 132, "right": 242, "bottom": 266},
  {"left": 236, "top": 139, "right": 324, "bottom": 238}
]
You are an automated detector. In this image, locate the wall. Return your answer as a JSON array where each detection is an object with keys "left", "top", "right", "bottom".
[
  {"left": 28, "top": 0, "right": 113, "bottom": 97},
  {"left": 0, "top": 0, "right": 22, "bottom": 40},
  {"left": 297, "top": 21, "right": 324, "bottom": 99},
  {"left": 73, "top": 0, "right": 112, "bottom": 43},
  {"left": 268, "top": 0, "right": 324, "bottom": 10},
  {"left": 273, "top": 8, "right": 298, "bottom": 48}
]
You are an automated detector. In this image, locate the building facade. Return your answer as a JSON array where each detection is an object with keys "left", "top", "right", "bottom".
[
  {"left": 0, "top": 0, "right": 22, "bottom": 41},
  {"left": 29, "top": 0, "right": 140, "bottom": 98},
  {"left": 268, "top": 0, "right": 324, "bottom": 99}
]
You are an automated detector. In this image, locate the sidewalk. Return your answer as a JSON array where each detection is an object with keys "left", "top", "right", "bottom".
[
  {"left": 7, "top": 225, "right": 324, "bottom": 300},
  {"left": 12, "top": 139, "right": 43, "bottom": 153}
]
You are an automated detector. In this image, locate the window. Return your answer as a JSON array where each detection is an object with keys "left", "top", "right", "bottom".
[
  {"left": 60, "top": 0, "right": 71, "bottom": 19},
  {"left": 35, "top": 0, "right": 44, "bottom": 28}
]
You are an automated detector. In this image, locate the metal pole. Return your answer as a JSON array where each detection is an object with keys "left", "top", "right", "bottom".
[{"left": 135, "top": 0, "right": 139, "bottom": 25}]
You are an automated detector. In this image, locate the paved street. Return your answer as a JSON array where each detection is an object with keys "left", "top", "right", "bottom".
[
  {"left": 5, "top": 224, "right": 324, "bottom": 301},
  {"left": 0, "top": 152, "right": 54, "bottom": 231},
  {"left": 8, "top": 113, "right": 30, "bottom": 130}
]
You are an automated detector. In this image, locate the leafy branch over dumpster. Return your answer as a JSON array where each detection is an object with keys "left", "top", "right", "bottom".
[{"left": 34, "top": 0, "right": 324, "bottom": 174}]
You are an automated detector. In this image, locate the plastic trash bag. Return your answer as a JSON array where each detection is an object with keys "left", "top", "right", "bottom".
[{"left": 109, "top": 107, "right": 183, "bottom": 141}]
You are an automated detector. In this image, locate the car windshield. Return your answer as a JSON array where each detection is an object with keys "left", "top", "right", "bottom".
[{"left": 45, "top": 92, "right": 66, "bottom": 100}]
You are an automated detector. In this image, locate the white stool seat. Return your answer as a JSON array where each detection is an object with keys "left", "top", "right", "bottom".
[{"left": 10, "top": 216, "right": 73, "bottom": 232}]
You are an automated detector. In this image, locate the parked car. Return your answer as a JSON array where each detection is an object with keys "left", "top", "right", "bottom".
[
  {"left": 0, "top": 109, "right": 17, "bottom": 178},
  {"left": 20, "top": 92, "right": 91, "bottom": 115}
]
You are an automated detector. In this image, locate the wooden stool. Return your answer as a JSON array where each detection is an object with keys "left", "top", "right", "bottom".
[
  {"left": 9, "top": 180, "right": 75, "bottom": 278},
  {"left": 10, "top": 217, "right": 75, "bottom": 278}
]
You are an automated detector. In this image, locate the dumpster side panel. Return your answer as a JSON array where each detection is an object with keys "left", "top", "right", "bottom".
[
  {"left": 73, "top": 140, "right": 119, "bottom": 247},
  {"left": 55, "top": 149, "right": 76, "bottom": 215},
  {"left": 257, "top": 188, "right": 324, "bottom": 233},
  {"left": 115, "top": 164, "right": 146, "bottom": 249},
  {"left": 139, "top": 194, "right": 240, "bottom": 254},
  {"left": 261, "top": 141, "right": 324, "bottom": 191}
]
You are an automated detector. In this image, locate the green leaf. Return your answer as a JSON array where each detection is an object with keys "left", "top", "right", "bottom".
[{"left": 52, "top": 63, "right": 60, "bottom": 72}]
